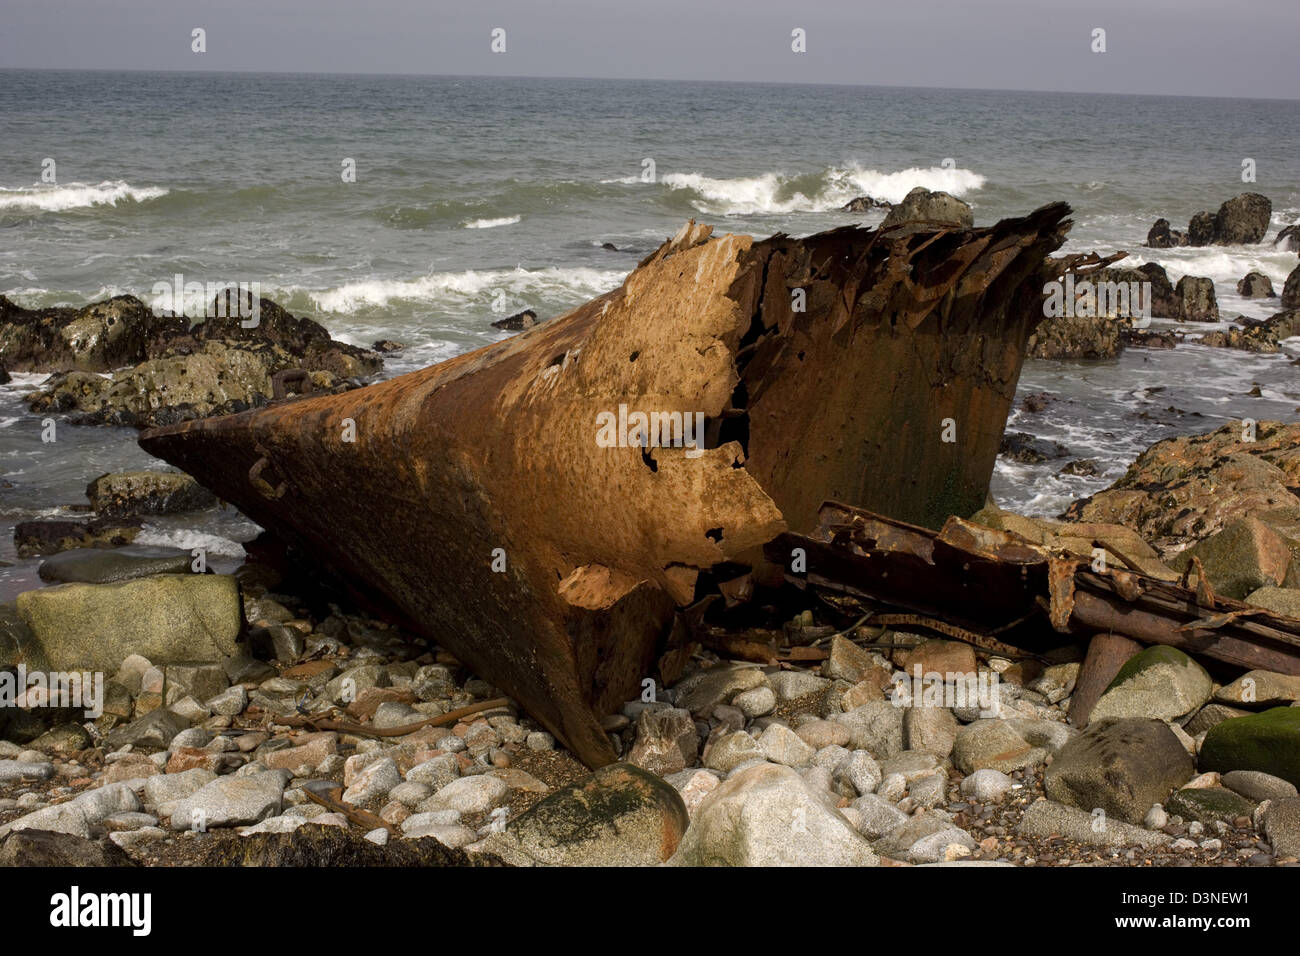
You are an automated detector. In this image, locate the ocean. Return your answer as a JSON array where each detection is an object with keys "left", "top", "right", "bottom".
[{"left": 2, "top": 69, "right": 1300, "bottom": 599}]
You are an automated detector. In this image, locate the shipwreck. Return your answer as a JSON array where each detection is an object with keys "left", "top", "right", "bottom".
[{"left": 140, "top": 206, "right": 1080, "bottom": 767}]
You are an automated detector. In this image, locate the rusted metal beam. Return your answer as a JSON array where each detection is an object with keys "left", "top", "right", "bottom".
[
  {"left": 770, "top": 500, "right": 1300, "bottom": 676},
  {"left": 140, "top": 209, "right": 1071, "bottom": 767}
]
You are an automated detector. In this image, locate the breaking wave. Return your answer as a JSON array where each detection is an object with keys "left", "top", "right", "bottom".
[
  {"left": 0, "top": 180, "right": 169, "bottom": 212},
  {"left": 462, "top": 215, "right": 522, "bottom": 229},
  {"left": 305, "top": 266, "right": 628, "bottom": 314},
  {"left": 657, "top": 164, "right": 986, "bottom": 215}
]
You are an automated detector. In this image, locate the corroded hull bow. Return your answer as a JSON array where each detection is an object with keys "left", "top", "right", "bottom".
[{"left": 140, "top": 208, "right": 1072, "bottom": 766}]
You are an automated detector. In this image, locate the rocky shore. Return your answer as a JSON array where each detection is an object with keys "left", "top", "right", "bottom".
[
  {"left": 2, "top": 415, "right": 1300, "bottom": 867},
  {"left": 3, "top": 214, "right": 1300, "bottom": 868}
]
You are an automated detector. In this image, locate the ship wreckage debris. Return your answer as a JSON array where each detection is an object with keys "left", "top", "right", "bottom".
[{"left": 140, "top": 203, "right": 1300, "bottom": 768}]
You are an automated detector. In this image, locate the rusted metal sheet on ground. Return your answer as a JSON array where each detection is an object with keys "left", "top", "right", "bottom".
[
  {"left": 140, "top": 208, "right": 1071, "bottom": 767},
  {"left": 770, "top": 500, "right": 1300, "bottom": 676}
]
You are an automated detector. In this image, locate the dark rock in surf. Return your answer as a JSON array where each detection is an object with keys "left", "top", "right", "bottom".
[
  {"left": 1138, "top": 263, "right": 1177, "bottom": 319},
  {"left": 1237, "top": 271, "right": 1275, "bottom": 298},
  {"left": 1146, "top": 218, "right": 1187, "bottom": 249},
  {"left": 999, "top": 431, "right": 1068, "bottom": 463},
  {"left": 842, "top": 196, "right": 892, "bottom": 213},
  {"left": 1188, "top": 211, "right": 1217, "bottom": 247},
  {"left": 1174, "top": 275, "right": 1219, "bottom": 322},
  {"left": 600, "top": 242, "right": 619, "bottom": 251},
  {"left": 1214, "top": 193, "right": 1272, "bottom": 245},
  {"left": 491, "top": 309, "right": 539, "bottom": 332},
  {"left": 1276, "top": 224, "right": 1300, "bottom": 252},
  {"left": 1284, "top": 264, "right": 1300, "bottom": 310},
  {"left": 880, "top": 187, "right": 972, "bottom": 230},
  {"left": 14, "top": 516, "right": 144, "bottom": 558},
  {"left": 372, "top": 340, "right": 406, "bottom": 353}
]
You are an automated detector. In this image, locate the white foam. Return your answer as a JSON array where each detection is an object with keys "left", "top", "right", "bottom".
[
  {"left": 0, "top": 180, "right": 169, "bottom": 212},
  {"left": 658, "top": 164, "right": 986, "bottom": 216},
  {"left": 306, "top": 266, "right": 627, "bottom": 314},
  {"left": 462, "top": 215, "right": 522, "bottom": 229},
  {"left": 133, "top": 527, "right": 244, "bottom": 556}
]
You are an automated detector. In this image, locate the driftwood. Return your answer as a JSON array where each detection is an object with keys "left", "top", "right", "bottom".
[
  {"left": 769, "top": 501, "right": 1300, "bottom": 676},
  {"left": 140, "top": 209, "right": 1071, "bottom": 768}
]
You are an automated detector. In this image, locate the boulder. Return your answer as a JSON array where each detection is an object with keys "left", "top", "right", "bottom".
[
  {"left": 1244, "top": 585, "right": 1300, "bottom": 618},
  {"left": 1200, "top": 708, "right": 1300, "bottom": 786},
  {"left": 1044, "top": 718, "right": 1194, "bottom": 824},
  {"left": 1062, "top": 421, "right": 1300, "bottom": 553},
  {"left": 1275, "top": 224, "right": 1300, "bottom": 252},
  {"left": 1213, "top": 670, "right": 1300, "bottom": 707},
  {"left": 14, "top": 574, "right": 242, "bottom": 672},
  {"left": 1284, "top": 264, "right": 1300, "bottom": 310},
  {"left": 1017, "top": 799, "right": 1171, "bottom": 848},
  {"left": 1188, "top": 211, "right": 1216, "bottom": 246},
  {"left": 167, "top": 772, "right": 287, "bottom": 830},
  {"left": 1262, "top": 797, "right": 1300, "bottom": 858},
  {"left": 0, "top": 829, "right": 136, "bottom": 867},
  {"left": 14, "top": 517, "right": 143, "bottom": 558},
  {"left": 626, "top": 707, "right": 699, "bottom": 776},
  {"left": 1146, "top": 218, "right": 1187, "bottom": 249},
  {"left": 872, "top": 810, "right": 975, "bottom": 863},
  {"left": 85, "top": 471, "right": 215, "bottom": 517},
  {"left": 667, "top": 762, "right": 877, "bottom": 866},
  {"left": 952, "top": 719, "right": 1048, "bottom": 775},
  {"left": 1170, "top": 516, "right": 1296, "bottom": 599},
  {"left": 880, "top": 187, "right": 973, "bottom": 231},
  {"left": 1174, "top": 275, "right": 1218, "bottom": 321},
  {"left": 842, "top": 196, "right": 891, "bottom": 212},
  {"left": 0, "top": 294, "right": 184, "bottom": 373},
  {"left": 1221, "top": 770, "right": 1297, "bottom": 802},
  {"left": 673, "top": 664, "right": 767, "bottom": 716},
  {"left": 37, "top": 545, "right": 193, "bottom": 585},
  {"left": 1026, "top": 315, "right": 1120, "bottom": 360},
  {"left": 1087, "top": 645, "right": 1212, "bottom": 724},
  {"left": 1138, "top": 262, "right": 1178, "bottom": 318},
  {"left": 1165, "top": 786, "right": 1255, "bottom": 824},
  {"left": 1236, "top": 272, "right": 1276, "bottom": 298},
  {"left": 1213, "top": 193, "right": 1272, "bottom": 245},
  {"left": 476, "top": 763, "right": 688, "bottom": 866}
]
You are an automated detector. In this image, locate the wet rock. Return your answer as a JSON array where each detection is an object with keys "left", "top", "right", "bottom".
[
  {"left": 1044, "top": 718, "right": 1194, "bottom": 824},
  {"left": 490, "top": 309, "right": 538, "bottom": 332},
  {"left": 1088, "top": 645, "right": 1211, "bottom": 724},
  {"left": 371, "top": 339, "right": 406, "bottom": 353},
  {"left": 1284, "top": 264, "right": 1300, "bottom": 310},
  {"left": 1276, "top": 224, "right": 1300, "bottom": 252},
  {"left": 1146, "top": 218, "right": 1188, "bottom": 249},
  {"left": 999, "top": 431, "right": 1068, "bottom": 463},
  {"left": 1214, "top": 193, "right": 1272, "bottom": 245},
  {"left": 0, "top": 829, "right": 136, "bottom": 867},
  {"left": 1174, "top": 275, "right": 1218, "bottom": 322},
  {"left": 0, "top": 294, "right": 184, "bottom": 373},
  {"left": 1026, "top": 315, "right": 1120, "bottom": 360},
  {"left": 1138, "top": 262, "right": 1178, "bottom": 318},
  {"left": 1200, "top": 707, "right": 1300, "bottom": 786},
  {"left": 85, "top": 471, "right": 215, "bottom": 518},
  {"left": 37, "top": 545, "right": 193, "bottom": 585},
  {"left": 14, "top": 516, "right": 143, "bottom": 558},
  {"left": 1237, "top": 271, "right": 1276, "bottom": 298},
  {"left": 1017, "top": 799, "right": 1171, "bottom": 848},
  {"left": 668, "top": 762, "right": 877, "bottom": 866},
  {"left": 13, "top": 574, "right": 241, "bottom": 673},
  {"left": 1188, "top": 210, "right": 1216, "bottom": 246},
  {"left": 880, "top": 187, "right": 973, "bottom": 231},
  {"left": 842, "top": 196, "right": 891, "bottom": 212},
  {"left": 476, "top": 762, "right": 688, "bottom": 866}
]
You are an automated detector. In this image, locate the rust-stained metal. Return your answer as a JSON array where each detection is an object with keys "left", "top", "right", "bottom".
[
  {"left": 770, "top": 500, "right": 1300, "bottom": 676},
  {"left": 140, "top": 208, "right": 1071, "bottom": 767}
]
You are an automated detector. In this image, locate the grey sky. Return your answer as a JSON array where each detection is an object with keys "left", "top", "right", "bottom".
[{"left": 2, "top": 0, "right": 1296, "bottom": 99}]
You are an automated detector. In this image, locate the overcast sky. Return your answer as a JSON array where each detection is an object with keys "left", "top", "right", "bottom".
[{"left": 1, "top": 0, "right": 1296, "bottom": 99}]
